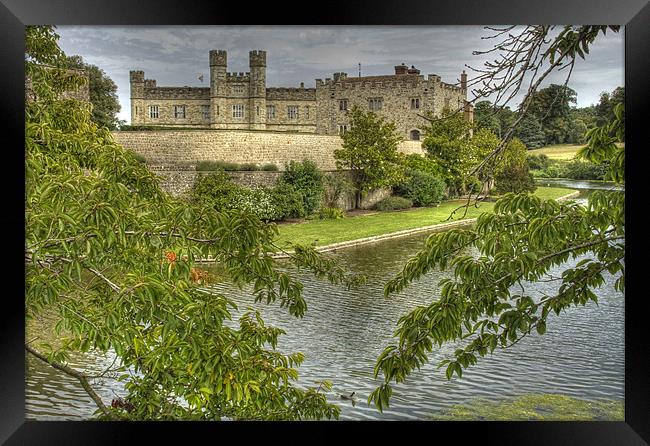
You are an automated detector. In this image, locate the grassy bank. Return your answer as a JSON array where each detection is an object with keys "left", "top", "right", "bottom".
[
  {"left": 431, "top": 394, "right": 624, "bottom": 421},
  {"left": 275, "top": 186, "right": 574, "bottom": 249},
  {"left": 529, "top": 144, "right": 584, "bottom": 160}
]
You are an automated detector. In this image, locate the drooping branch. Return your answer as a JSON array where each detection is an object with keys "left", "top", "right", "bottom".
[{"left": 25, "top": 343, "right": 118, "bottom": 420}]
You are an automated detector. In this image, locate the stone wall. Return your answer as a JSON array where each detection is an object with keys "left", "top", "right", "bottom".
[
  {"left": 148, "top": 165, "right": 389, "bottom": 210},
  {"left": 112, "top": 129, "right": 424, "bottom": 171}
]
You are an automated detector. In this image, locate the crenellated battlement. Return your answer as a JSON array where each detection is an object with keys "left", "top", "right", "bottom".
[
  {"left": 226, "top": 72, "right": 251, "bottom": 82},
  {"left": 209, "top": 50, "right": 227, "bottom": 66},
  {"left": 130, "top": 51, "right": 469, "bottom": 135}
]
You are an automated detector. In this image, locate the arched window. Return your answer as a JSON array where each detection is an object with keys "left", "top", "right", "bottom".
[{"left": 410, "top": 129, "right": 421, "bottom": 141}]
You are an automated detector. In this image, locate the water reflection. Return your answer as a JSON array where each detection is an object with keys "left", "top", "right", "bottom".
[{"left": 25, "top": 181, "right": 624, "bottom": 420}]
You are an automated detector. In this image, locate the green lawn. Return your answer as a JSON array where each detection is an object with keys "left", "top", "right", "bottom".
[
  {"left": 529, "top": 144, "right": 585, "bottom": 160},
  {"left": 431, "top": 394, "right": 623, "bottom": 421},
  {"left": 275, "top": 186, "right": 574, "bottom": 249}
]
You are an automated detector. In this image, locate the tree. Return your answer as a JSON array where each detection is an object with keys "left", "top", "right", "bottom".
[
  {"left": 334, "top": 106, "right": 404, "bottom": 209},
  {"left": 369, "top": 25, "right": 624, "bottom": 412},
  {"left": 26, "top": 25, "right": 365, "bottom": 421},
  {"left": 595, "top": 86, "right": 625, "bottom": 139},
  {"left": 422, "top": 111, "right": 499, "bottom": 197},
  {"left": 493, "top": 138, "right": 537, "bottom": 194},
  {"left": 473, "top": 100, "right": 502, "bottom": 135},
  {"left": 65, "top": 55, "right": 122, "bottom": 130},
  {"left": 514, "top": 113, "right": 546, "bottom": 148}
]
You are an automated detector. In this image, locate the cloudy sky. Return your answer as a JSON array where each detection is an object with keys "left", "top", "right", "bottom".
[{"left": 55, "top": 26, "right": 624, "bottom": 124}]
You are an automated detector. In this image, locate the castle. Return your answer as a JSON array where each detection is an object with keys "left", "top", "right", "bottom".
[{"left": 129, "top": 50, "right": 473, "bottom": 140}]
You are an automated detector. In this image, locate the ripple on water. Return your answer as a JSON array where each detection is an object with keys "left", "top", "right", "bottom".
[{"left": 26, "top": 184, "right": 624, "bottom": 420}]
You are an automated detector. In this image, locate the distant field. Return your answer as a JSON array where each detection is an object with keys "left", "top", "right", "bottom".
[{"left": 529, "top": 144, "right": 584, "bottom": 160}]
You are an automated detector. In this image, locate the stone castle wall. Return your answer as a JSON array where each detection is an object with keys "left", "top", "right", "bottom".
[
  {"left": 112, "top": 129, "right": 425, "bottom": 171},
  {"left": 147, "top": 165, "right": 388, "bottom": 210}
]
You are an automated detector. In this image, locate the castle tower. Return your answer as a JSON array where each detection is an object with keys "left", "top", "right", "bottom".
[
  {"left": 209, "top": 50, "right": 228, "bottom": 128},
  {"left": 129, "top": 70, "right": 145, "bottom": 125},
  {"left": 248, "top": 50, "right": 267, "bottom": 130},
  {"left": 460, "top": 70, "right": 467, "bottom": 91}
]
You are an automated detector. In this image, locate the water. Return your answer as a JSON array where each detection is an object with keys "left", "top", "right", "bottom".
[{"left": 25, "top": 180, "right": 625, "bottom": 420}]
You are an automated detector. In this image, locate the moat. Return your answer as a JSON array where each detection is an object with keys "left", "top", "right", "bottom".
[{"left": 25, "top": 181, "right": 624, "bottom": 420}]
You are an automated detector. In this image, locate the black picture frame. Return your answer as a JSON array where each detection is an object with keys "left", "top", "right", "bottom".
[{"left": 2, "top": 0, "right": 647, "bottom": 443}]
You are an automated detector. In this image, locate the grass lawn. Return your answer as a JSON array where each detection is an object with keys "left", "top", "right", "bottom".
[
  {"left": 275, "top": 186, "right": 574, "bottom": 249},
  {"left": 430, "top": 394, "right": 623, "bottom": 421},
  {"left": 529, "top": 144, "right": 585, "bottom": 160}
]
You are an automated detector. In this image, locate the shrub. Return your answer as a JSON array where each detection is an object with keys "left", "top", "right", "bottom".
[
  {"left": 494, "top": 164, "right": 537, "bottom": 194},
  {"left": 280, "top": 160, "right": 324, "bottom": 215},
  {"left": 261, "top": 163, "right": 279, "bottom": 171},
  {"left": 318, "top": 207, "right": 344, "bottom": 220},
  {"left": 191, "top": 170, "right": 240, "bottom": 209},
  {"left": 374, "top": 196, "right": 413, "bottom": 211},
  {"left": 527, "top": 153, "right": 551, "bottom": 170},
  {"left": 563, "top": 160, "right": 609, "bottom": 180},
  {"left": 394, "top": 169, "right": 445, "bottom": 207},
  {"left": 401, "top": 153, "right": 442, "bottom": 176},
  {"left": 228, "top": 187, "right": 280, "bottom": 221},
  {"left": 271, "top": 183, "right": 306, "bottom": 219},
  {"left": 196, "top": 160, "right": 240, "bottom": 171},
  {"left": 238, "top": 163, "right": 259, "bottom": 171}
]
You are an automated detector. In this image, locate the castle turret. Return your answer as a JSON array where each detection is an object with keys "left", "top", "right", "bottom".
[
  {"left": 209, "top": 50, "right": 228, "bottom": 128},
  {"left": 248, "top": 50, "right": 267, "bottom": 130},
  {"left": 460, "top": 70, "right": 467, "bottom": 91},
  {"left": 129, "top": 70, "right": 145, "bottom": 124}
]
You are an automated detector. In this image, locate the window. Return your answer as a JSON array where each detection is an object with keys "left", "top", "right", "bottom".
[
  {"left": 174, "top": 105, "right": 186, "bottom": 119},
  {"left": 288, "top": 106, "right": 299, "bottom": 120},
  {"left": 411, "top": 98, "right": 420, "bottom": 109},
  {"left": 201, "top": 105, "right": 210, "bottom": 120},
  {"left": 256, "top": 106, "right": 260, "bottom": 116},
  {"left": 135, "top": 106, "right": 140, "bottom": 116},
  {"left": 233, "top": 84, "right": 244, "bottom": 93},
  {"left": 368, "top": 98, "right": 382, "bottom": 111},
  {"left": 339, "top": 99, "right": 348, "bottom": 111},
  {"left": 337, "top": 124, "right": 349, "bottom": 135},
  {"left": 266, "top": 105, "right": 276, "bottom": 119},
  {"left": 409, "top": 129, "right": 421, "bottom": 141},
  {"left": 232, "top": 104, "right": 245, "bottom": 118},
  {"left": 444, "top": 97, "right": 450, "bottom": 109},
  {"left": 149, "top": 105, "right": 159, "bottom": 119},
  {"left": 305, "top": 106, "right": 310, "bottom": 119}
]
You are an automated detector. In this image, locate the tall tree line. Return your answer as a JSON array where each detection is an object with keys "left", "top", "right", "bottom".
[{"left": 474, "top": 85, "right": 624, "bottom": 148}]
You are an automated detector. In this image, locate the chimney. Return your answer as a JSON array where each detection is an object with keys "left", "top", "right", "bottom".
[
  {"left": 407, "top": 65, "right": 420, "bottom": 75},
  {"left": 461, "top": 70, "right": 467, "bottom": 90}
]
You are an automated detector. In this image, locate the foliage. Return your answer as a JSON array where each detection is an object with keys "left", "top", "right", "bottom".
[
  {"left": 65, "top": 55, "right": 122, "bottom": 130},
  {"left": 271, "top": 183, "right": 306, "bottom": 219},
  {"left": 280, "top": 160, "right": 324, "bottom": 215},
  {"left": 400, "top": 153, "right": 443, "bottom": 177},
  {"left": 527, "top": 153, "right": 551, "bottom": 170},
  {"left": 191, "top": 170, "right": 240, "bottom": 209},
  {"left": 563, "top": 160, "right": 609, "bottom": 180},
  {"left": 227, "top": 187, "right": 281, "bottom": 221},
  {"left": 431, "top": 394, "right": 624, "bottom": 421},
  {"left": 422, "top": 112, "right": 497, "bottom": 196},
  {"left": 318, "top": 207, "right": 345, "bottom": 220},
  {"left": 195, "top": 161, "right": 261, "bottom": 172},
  {"left": 261, "top": 163, "right": 279, "bottom": 172},
  {"left": 394, "top": 169, "right": 446, "bottom": 207},
  {"left": 494, "top": 164, "right": 537, "bottom": 194},
  {"left": 493, "top": 138, "right": 537, "bottom": 194},
  {"left": 595, "top": 87, "right": 625, "bottom": 130},
  {"left": 514, "top": 114, "right": 546, "bottom": 149},
  {"left": 322, "top": 172, "right": 354, "bottom": 209},
  {"left": 335, "top": 107, "right": 405, "bottom": 208},
  {"left": 369, "top": 26, "right": 624, "bottom": 413},
  {"left": 26, "top": 25, "right": 366, "bottom": 421},
  {"left": 374, "top": 196, "right": 413, "bottom": 211}
]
